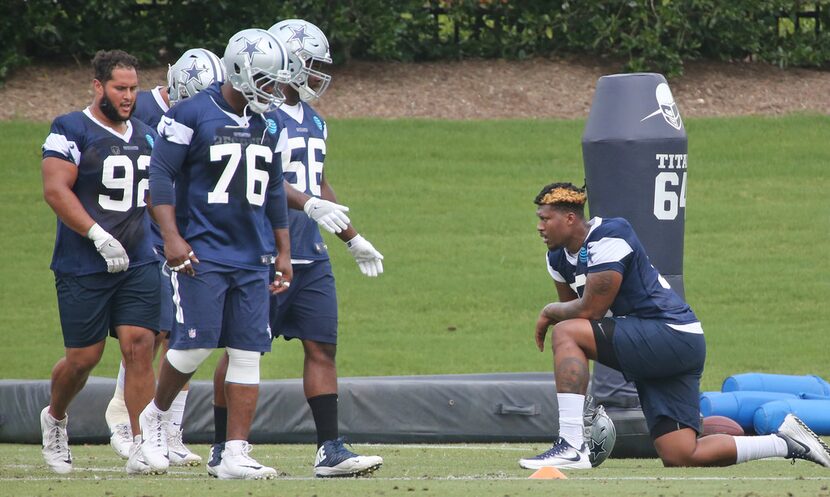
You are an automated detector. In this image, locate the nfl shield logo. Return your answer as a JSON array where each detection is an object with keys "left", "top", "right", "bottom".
[{"left": 188, "top": 328, "right": 197, "bottom": 339}]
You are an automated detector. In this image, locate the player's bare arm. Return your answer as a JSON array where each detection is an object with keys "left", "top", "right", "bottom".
[
  {"left": 555, "top": 281, "right": 578, "bottom": 303},
  {"left": 535, "top": 271, "right": 621, "bottom": 351},
  {"left": 543, "top": 270, "right": 621, "bottom": 322},
  {"left": 270, "top": 227, "right": 293, "bottom": 294},
  {"left": 41, "top": 157, "right": 96, "bottom": 235},
  {"left": 284, "top": 179, "right": 310, "bottom": 209},
  {"left": 152, "top": 203, "right": 198, "bottom": 276},
  {"left": 321, "top": 177, "right": 358, "bottom": 241}
]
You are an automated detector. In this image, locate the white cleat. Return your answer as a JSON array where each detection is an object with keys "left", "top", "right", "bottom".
[
  {"left": 776, "top": 414, "right": 830, "bottom": 468},
  {"left": 519, "top": 437, "right": 592, "bottom": 470},
  {"left": 215, "top": 441, "right": 277, "bottom": 480},
  {"left": 167, "top": 425, "right": 202, "bottom": 466},
  {"left": 110, "top": 423, "right": 133, "bottom": 459},
  {"left": 314, "top": 437, "right": 383, "bottom": 477},
  {"left": 138, "top": 404, "right": 170, "bottom": 473},
  {"left": 126, "top": 436, "right": 165, "bottom": 475},
  {"left": 40, "top": 406, "right": 72, "bottom": 474},
  {"left": 206, "top": 442, "right": 224, "bottom": 477}
]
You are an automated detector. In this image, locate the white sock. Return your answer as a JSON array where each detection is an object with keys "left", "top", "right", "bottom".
[
  {"left": 557, "top": 393, "right": 586, "bottom": 448},
  {"left": 734, "top": 435, "right": 788, "bottom": 464},
  {"left": 170, "top": 390, "right": 188, "bottom": 427},
  {"left": 116, "top": 361, "right": 126, "bottom": 393},
  {"left": 224, "top": 439, "right": 245, "bottom": 454}
]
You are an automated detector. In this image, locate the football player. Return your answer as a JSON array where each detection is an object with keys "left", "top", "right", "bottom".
[
  {"left": 521, "top": 182, "right": 830, "bottom": 469},
  {"left": 207, "top": 19, "right": 384, "bottom": 478},
  {"left": 40, "top": 50, "right": 159, "bottom": 475},
  {"left": 138, "top": 28, "right": 294, "bottom": 480},
  {"left": 105, "top": 47, "right": 225, "bottom": 466}
]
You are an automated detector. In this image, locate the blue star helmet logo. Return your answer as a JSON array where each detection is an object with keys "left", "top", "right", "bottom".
[
  {"left": 287, "top": 25, "right": 311, "bottom": 46},
  {"left": 184, "top": 60, "right": 206, "bottom": 84},
  {"left": 578, "top": 247, "right": 588, "bottom": 264},
  {"left": 312, "top": 115, "right": 324, "bottom": 131},
  {"left": 266, "top": 118, "right": 277, "bottom": 135},
  {"left": 238, "top": 37, "right": 265, "bottom": 64},
  {"left": 145, "top": 134, "right": 155, "bottom": 148}
]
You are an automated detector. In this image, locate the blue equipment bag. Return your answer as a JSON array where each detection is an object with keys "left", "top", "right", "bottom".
[
  {"left": 722, "top": 373, "right": 830, "bottom": 396},
  {"left": 699, "top": 391, "right": 798, "bottom": 430},
  {"left": 753, "top": 399, "right": 830, "bottom": 435}
]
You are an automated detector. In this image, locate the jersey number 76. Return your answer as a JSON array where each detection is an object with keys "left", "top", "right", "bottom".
[{"left": 208, "top": 143, "right": 272, "bottom": 206}]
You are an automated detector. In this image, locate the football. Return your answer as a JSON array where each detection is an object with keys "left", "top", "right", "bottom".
[{"left": 702, "top": 415, "right": 744, "bottom": 437}]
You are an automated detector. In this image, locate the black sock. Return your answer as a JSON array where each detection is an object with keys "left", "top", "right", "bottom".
[
  {"left": 308, "top": 393, "right": 338, "bottom": 447},
  {"left": 214, "top": 405, "right": 228, "bottom": 444}
]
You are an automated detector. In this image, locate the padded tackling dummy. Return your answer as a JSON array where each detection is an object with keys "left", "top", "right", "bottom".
[
  {"left": 699, "top": 391, "right": 798, "bottom": 431},
  {"left": 754, "top": 399, "right": 830, "bottom": 435},
  {"left": 722, "top": 373, "right": 830, "bottom": 396},
  {"left": 582, "top": 73, "right": 688, "bottom": 406}
]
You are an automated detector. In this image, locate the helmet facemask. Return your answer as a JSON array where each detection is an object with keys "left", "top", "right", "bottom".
[
  {"left": 230, "top": 57, "right": 290, "bottom": 114},
  {"left": 224, "top": 30, "right": 292, "bottom": 114},
  {"left": 269, "top": 20, "right": 333, "bottom": 102},
  {"left": 293, "top": 57, "right": 331, "bottom": 102}
]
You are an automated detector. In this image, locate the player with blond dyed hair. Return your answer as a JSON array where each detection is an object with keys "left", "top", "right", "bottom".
[{"left": 521, "top": 181, "right": 830, "bottom": 469}]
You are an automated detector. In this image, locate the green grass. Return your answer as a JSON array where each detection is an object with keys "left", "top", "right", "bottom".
[
  {"left": 2, "top": 442, "right": 829, "bottom": 497},
  {"left": 1, "top": 115, "right": 828, "bottom": 390}
]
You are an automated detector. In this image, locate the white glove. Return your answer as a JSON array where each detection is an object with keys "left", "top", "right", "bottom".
[
  {"left": 347, "top": 234, "right": 384, "bottom": 277},
  {"left": 304, "top": 197, "right": 351, "bottom": 234},
  {"left": 88, "top": 223, "right": 129, "bottom": 273}
]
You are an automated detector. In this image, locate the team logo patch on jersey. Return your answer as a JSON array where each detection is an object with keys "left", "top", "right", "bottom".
[
  {"left": 188, "top": 328, "right": 197, "bottom": 339},
  {"left": 266, "top": 118, "right": 278, "bottom": 135},
  {"left": 145, "top": 134, "right": 155, "bottom": 148},
  {"left": 111, "top": 146, "right": 120, "bottom": 155},
  {"left": 312, "top": 115, "right": 324, "bottom": 131},
  {"left": 579, "top": 247, "right": 588, "bottom": 264}
]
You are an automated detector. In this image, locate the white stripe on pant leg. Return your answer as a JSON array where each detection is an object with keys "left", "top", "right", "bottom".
[{"left": 171, "top": 271, "right": 184, "bottom": 324}]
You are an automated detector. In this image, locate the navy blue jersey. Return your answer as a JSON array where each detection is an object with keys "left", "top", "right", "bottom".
[
  {"left": 132, "top": 86, "right": 169, "bottom": 252},
  {"left": 148, "top": 82, "right": 289, "bottom": 270},
  {"left": 133, "top": 86, "right": 169, "bottom": 131},
  {"left": 546, "top": 217, "right": 699, "bottom": 327},
  {"left": 275, "top": 102, "right": 329, "bottom": 263},
  {"left": 42, "top": 109, "right": 157, "bottom": 276}
]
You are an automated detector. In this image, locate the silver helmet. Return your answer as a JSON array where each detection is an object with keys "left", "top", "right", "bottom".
[
  {"left": 223, "top": 28, "right": 292, "bottom": 114},
  {"left": 268, "top": 19, "right": 332, "bottom": 101},
  {"left": 167, "top": 48, "right": 225, "bottom": 106},
  {"left": 583, "top": 400, "right": 616, "bottom": 467}
]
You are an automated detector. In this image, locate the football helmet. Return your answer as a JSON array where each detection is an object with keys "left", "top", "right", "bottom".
[
  {"left": 223, "top": 28, "right": 292, "bottom": 114},
  {"left": 167, "top": 48, "right": 225, "bottom": 106},
  {"left": 583, "top": 396, "right": 616, "bottom": 467},
  {"left": 268, "top": 19, "right": 332, "bottom": 101}
]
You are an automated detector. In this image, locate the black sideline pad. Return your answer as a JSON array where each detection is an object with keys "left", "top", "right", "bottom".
[{"left": 0, "top": 373, "right": 655, "bottom": 458}]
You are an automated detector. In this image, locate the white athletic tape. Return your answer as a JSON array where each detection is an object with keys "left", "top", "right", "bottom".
[
  {"left": 166, "top": 348, "right": 212, "bottom": 374},
  {"left": 226, "top": 347, "right": 261, "bottom": 384}
]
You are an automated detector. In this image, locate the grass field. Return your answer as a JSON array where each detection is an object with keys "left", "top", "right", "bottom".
[
  {"left": 1, "top": 115, "right": 830, "bottom": 494},
  {"left": 2, "top": 442, "right": 830, "bottom": 497},
  {"left": 2, "top": 115, "right": 828, "bottom": 386}
]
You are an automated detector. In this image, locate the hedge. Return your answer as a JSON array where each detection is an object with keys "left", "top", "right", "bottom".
[{"left": 1, "top": 0, "right": 828, "bottom": 82}]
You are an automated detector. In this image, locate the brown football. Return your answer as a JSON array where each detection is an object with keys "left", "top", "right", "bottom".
[{"left": 702, "top": 415, "right": 745, "bottom": 437}]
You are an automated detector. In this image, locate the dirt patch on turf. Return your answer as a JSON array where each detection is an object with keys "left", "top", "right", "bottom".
[{"left": 2, "top": 57, "right": 829, "bottom": 121}]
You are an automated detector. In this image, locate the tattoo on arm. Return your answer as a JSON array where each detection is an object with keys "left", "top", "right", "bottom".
[
  {"left": 588, "top": 271, "right": 616, "bottom": 296},
  {"left": 556, "top": 357, "right": 589, "bottom": 394}
]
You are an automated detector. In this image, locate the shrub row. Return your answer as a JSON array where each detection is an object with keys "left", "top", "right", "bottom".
[{"left": 2, "top": 0, "right": 828, "bottom": 82}]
